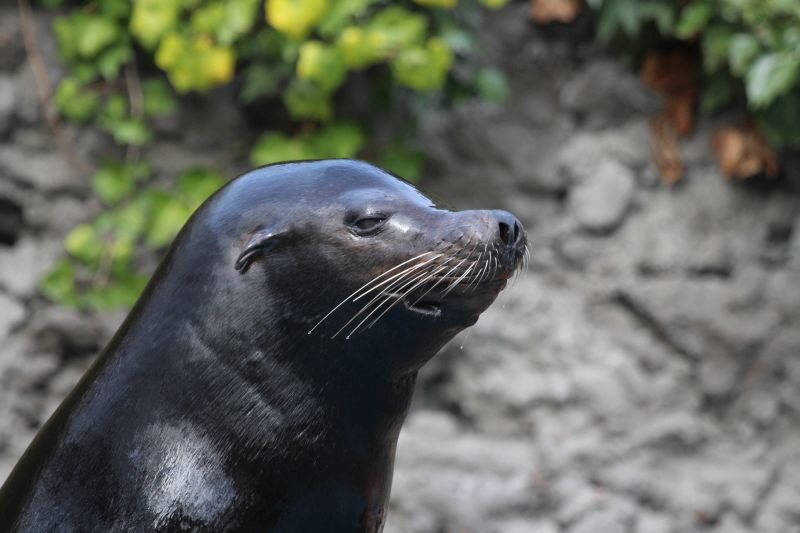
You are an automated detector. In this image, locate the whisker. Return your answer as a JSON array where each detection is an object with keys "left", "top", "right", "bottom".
[
  {"left": 308, "top": 251, "right": 438, "bottom": 334},
  {"left": 333, "top": 262, "right": 437, "bottom": 339},
  {"left": 441, "top": 260, "right": 477, "bottom": 298},
  {"left": 346, "top": 263, "right": 450, "bottom": 338}
]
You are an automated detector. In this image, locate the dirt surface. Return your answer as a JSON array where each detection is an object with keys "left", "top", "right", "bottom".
[{"left": 1, "top": 4, "right": 799, "bottom": 533}]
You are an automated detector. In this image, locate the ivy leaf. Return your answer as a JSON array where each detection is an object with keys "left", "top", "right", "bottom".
[
  {"left": 746, "top": 52, "right": 800, "bottom": 109},
  {"left": 317, "top": 0, "right": 376, "bottom": 37},
  {"left": 100, "top": 117, "right": 151, "bottom": 146},
  {"left": 337, "top": 27, "right": 383, "bottom": 68},
  {"left": 309, "top": 122, "right": 365, "bottom": 158},
  {"left": 674, "top": 2, "right": 711, "bottom": 38},
  {"left": 479, "top": 0, "right": 508, "bottom": 8},
  {"left": 142, "top": 78, "right": 177, "bottom": 117},
  {"left": 145, "top": 196, "right": 192, "bottom": 248},
  {"left": 91, "top": 162, "right": 150, "bottom": 205},
  {"left": 283, "top": 78, "right": 332, "bottom": 120},
  {"left": 155, "top": 33, "right": 235, "bottom": 92},
  {"left": 755, "top": 92, "right": 800, "bottom": 147},
  {"left": 240, "top": 63, "right": 285, "bottom": 102},
  {"left": 96, "top": 42, "right": 132, "bottom": 80},
  {"left": 65, "top": 224, "right": 104, "bottom": 264},
  {"left": 250, "top": 132, "right": 317, "bottom": 165},
  {"left": 266, "top": 0, "right": 330, "bottom": 39},
  {"left": 54, "top": 78, "right": 98, "bottom": 122},
  {"left": 40, "top": 259, "right": 78, "bottom": 307},
  {"left": 78, "top": 16, "right": 119, "bottom": 57},
  {"left": 392, "top": 37, "right": 453, "bottom": 91},
  {"left": 413, "top": 0, "right": 457, "bottom": 8},
  {"left": 176, "top": 167, "right": 227, "bottom": 209},
  {"left": 92, "top": 165, "right": 134, "bottom": 204},
  {"left": 728, "top": 33, "right": 760, "bottom": 76},
  {"left": 702, "top": 26, "right": 733, "bottom": 72},
  {"left": 376, "top": 143, "right": 423, "bottom": 182},
  {"left": 368, "top": 6, "right": 427, "bottom": 53},
  {"left": 130, "top": 0, "right": 180, "bottom": 48},
  {"left": 296, "top": 41, "right": 346, "bottom": 91}
]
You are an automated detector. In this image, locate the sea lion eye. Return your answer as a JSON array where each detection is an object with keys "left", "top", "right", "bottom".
[{"left": 351, "top": 216, "right": 387, "bottom": 235}]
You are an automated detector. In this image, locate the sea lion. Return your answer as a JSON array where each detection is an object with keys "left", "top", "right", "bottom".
[{"left": 0, "top": 159, "right": 527, "bottom": 532}]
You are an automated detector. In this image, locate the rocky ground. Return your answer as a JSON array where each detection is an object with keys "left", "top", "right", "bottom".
[{"left": 2, "top": 4, "right": 800, "bottom": 533}]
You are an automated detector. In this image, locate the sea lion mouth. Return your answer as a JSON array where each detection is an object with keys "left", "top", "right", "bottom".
[{"left": 308, "top": 239, "right": 528, "bottom": 339}]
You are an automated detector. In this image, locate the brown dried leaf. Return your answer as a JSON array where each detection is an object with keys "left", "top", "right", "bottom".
[
  {"left": 641, "top": 49, "right": 698, "bottom": 136},
  {"left": 650, "top": 116, "right": 684, "bottom": 185},
  {"left": 531, "top": 0, "right": 583, "bottom": 24},
  {"left": 712, "top": 125, "right": 778, "bottom": 180}
]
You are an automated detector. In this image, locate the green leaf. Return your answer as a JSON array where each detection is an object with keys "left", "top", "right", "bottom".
[
  {"left": 100, "top": 117, "right": 152, "bottom": 146},
  {"left": 65, "top": 224, "right": 104, "bottom": 264},
  {"left": 675, "top": 2, "right": 711, "bottom": 38},
  {"left": 296, "top": 41, "right": 346, "bottom": 91},
  {"left": 176, "top": 167, "right": 227, "bottom": 209},
  {"left": 702, "top": 26, "right": 733, "bottom": 72},
  {"left": 40, "top": 259, "right": 78, "bottom": 307},
  {"left": 413, "top": 0, "right": 457, "bottom": 8},
  {"left": 78, "top": 16, "right": 119, "bottom": 58},
  {"left": 240, "top": 63, "right": 284, "bottom": 102},
  {"left": 728, "top": 33, "right": 760, "bottom": 76},
  {"left": 746, "top": 52, "right": 800, "bottom": 108},
  {"left": 91, "top": 164, "right": 134, "bottom": 204},
  {"left": 98, "top": 0, "right": 132, "bottom": 20},
  {"left": 376, "top": 143, "right": 423, "bottom": 182},
  {"left": 317, "top": 0, "right": 376, "bottom": 37},
  {"left": 54, "top": 78, "right": 98, "bottom": 122},
  {"left": 309, "top": 122, "right": 365, "bottom": 158},
  {"left": 336, "top": 27, "right": 384, "bottom": 68},
  {"left": 250, "top": 132, "right": 318, "bottom": 165},
  {"left": 265, "top": 0, "right": 330, "bottom": 39},
  {"left": 130, "top": 0, "right": 181, "bottom": 48},
  {"left": 155, "top": 33, "right": 235, "bottom": 92},
  {"left": 479, "top": 0, "right": 508, "bottom": 8},
  {"left": 96, "top": 42, "right": 132, "bottom": 80},
  {"left": 191, "top": 0, "right": 260, "bottom": 44},
  {"left": 392, "top": 37, "right": 453, "bottom": 91},
  {"left": 700, "top": 70, "right": 738, "bottom": 112},
  {"left": 283, "top": 78, "right": 332, "bottom": 120},
  {"left": 755, "top": 92, "right": 800, "bottom": 146},
  {"left": 142, "top": 78, "right": 177, "bottom": 117},
  {"left": 368, "top": 6, "right": 427, "bottom": 53},
  {"left": 145, "top": 197, "right": 192, "bottom": 247}
]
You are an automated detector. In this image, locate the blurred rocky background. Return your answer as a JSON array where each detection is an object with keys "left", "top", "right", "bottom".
[{"left": 1, "top": 1, "right": 800, "bottom": 532}]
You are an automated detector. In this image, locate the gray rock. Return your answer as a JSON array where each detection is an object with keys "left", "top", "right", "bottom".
[
  {"left": 28, "top": 306, "right": 106, "bottom": 358},
  {"left": 635, "top": 511, "right": 672, "bottom": 533},
  {"left": 0, "top": 237, "right": 62, "bottom": 297},
  {"left": 0, "top": 76, "right": 15, "bottom": 137},
  {"left": 559, "top": 59, "right": 660, "bottom": 120},
  {"left": 0, "top": 8, "right": 25, "bottom": 72},
  {"left": 568, "top": 507, "right": 629, "bottom": 533},
  {"left": 387, "top": 410, "right": 540, "bottom": 533},
  {"left": 0, "top": 293, "right": 24, "bottom": 339},
  {"left": 0, "top": 146, "right": 86, "bottom": 193},
  {"left": 568, "top": 158, "right": 635, "bottom": 233}
]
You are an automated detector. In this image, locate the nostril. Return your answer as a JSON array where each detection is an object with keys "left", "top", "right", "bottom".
[
  {"left": 498, "top": 221, "right": 512, "bottom": 245},
  {"left": 513, "top": 222, "right": 520, "bottom": 244}
]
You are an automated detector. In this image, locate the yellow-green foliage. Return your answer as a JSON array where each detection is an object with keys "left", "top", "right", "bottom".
[{"left": 42, "top": 0, "right": 509, "bottom": 310}]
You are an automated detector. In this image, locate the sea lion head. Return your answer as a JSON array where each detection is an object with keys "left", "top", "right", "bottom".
[{"left": 155, "top": 159, "right": 527, "bottom": 378}]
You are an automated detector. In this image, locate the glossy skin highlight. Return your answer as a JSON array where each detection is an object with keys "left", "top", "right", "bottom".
[{"left": 0, "top": 160, "right": 526, "bottom": 533}]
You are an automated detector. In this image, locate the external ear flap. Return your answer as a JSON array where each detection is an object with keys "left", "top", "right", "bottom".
[{"left": 234, "top": 230, "right": 284, "bottom": 273}]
